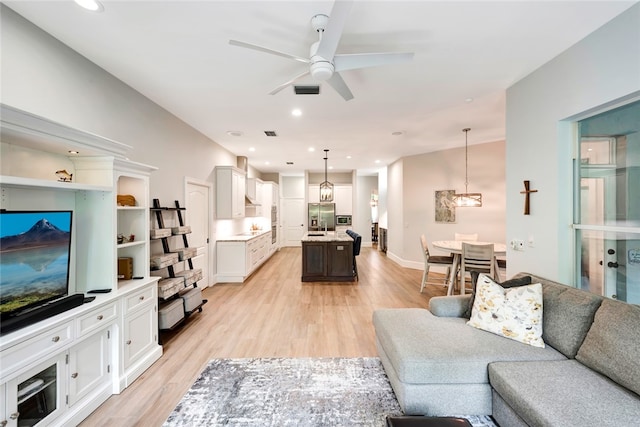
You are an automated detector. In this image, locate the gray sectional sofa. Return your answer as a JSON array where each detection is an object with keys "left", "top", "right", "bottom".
[{"left": 373, "top": 273, "right": 640, "bottom": 426}]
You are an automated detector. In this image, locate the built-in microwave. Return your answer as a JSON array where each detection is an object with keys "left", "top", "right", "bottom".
[{"left": 335, "top": 215, "right": 352, "bottom": 226}]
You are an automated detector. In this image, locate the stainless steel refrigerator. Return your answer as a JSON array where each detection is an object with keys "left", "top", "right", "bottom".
[{"left": 308, "top": 203, "right": 335, "bottom": 231}]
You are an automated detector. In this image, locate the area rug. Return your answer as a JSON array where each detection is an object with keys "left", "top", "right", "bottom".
[{"left": 163, "top": 357, "right": 497, "bottom": 427}]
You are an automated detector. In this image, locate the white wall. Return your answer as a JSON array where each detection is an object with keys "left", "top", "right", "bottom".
[
  {"left": 506, "top": 3, "right": 640, "bottom": 283},
  {"left": 0, "top": 6, "right": 237, "bottom": 205},
  {"left": 386, "top": 141, "right": 506, "bottom": 269},
  {"left": 355, "top": 175, "right": 378, "bottom": 245},
  {"left": 386, "top": 159, "right": 404, "bottom": 265}
]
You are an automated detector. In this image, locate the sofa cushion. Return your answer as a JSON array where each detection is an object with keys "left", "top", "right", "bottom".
[
  {"left": 520, "top": 273, "right": 603, "bottom": 358},
  {"left": 462, "top": 273, "right": 532, "bottom": 319},
  {"left": 467, "top": 276, "right": 545, "bottom": 348},
  {"left": 489, "top": 360, "right": 640, "bottom": 427},
  {"left": 372, "top": 308, "right": 565, "bottom": 385},
  {"left": 576, "top": 298, "right": 640, "bottom": 396}
]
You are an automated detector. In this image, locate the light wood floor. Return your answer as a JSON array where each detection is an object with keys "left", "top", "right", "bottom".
[{"left": 80, "top": 246, "right": 448, "bottom": 427}]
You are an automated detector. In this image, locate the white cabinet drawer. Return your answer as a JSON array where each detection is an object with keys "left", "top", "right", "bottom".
[
  {"left": 76, "top": 302, "right": 117, "bottom": 337},
  {"left": 0, "top": 322, "right": 73, "bottom": 378},
  {"left": 124, "top": 286, "right": 154, "bottom": 314}
]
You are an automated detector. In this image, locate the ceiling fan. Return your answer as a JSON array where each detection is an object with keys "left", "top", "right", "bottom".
[{"left": 229, "top": 0, "right": 414, "bottom": 101}]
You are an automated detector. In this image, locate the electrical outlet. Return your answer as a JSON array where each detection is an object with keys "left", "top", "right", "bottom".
[{"left": 510, "top": 239, "right": 525, "bottom": 251}]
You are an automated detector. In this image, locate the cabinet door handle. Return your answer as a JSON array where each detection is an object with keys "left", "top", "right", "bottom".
[
  {"left": 51, "top": 336, "right": 60, "bottom": 342},
  {"left": 139, "top": 295, "right": 145, "bottom": 301},
  {"left": 1, "top": 420, "right": 7, "bottom": 426},
  {"left": 9, "top": 413, "right": 19, "bottom": 420},
  {"left": 126, "top": 340, "right": 132, "bottom": 345},
  {"left": 71, "top": 372, "right": 78, "bottom": 379},
  {"left": 97, "top": 315, "right": 104, "bottom": 320}
]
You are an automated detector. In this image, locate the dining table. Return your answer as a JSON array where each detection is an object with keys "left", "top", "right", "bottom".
[{"left": 431, "top": 240, "right": 507, "bottom": 295}]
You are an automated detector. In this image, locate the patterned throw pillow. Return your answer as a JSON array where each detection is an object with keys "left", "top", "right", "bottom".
[
  {"left": 462, "top": 272, "right": 532, "bottom": 319},
  {"left": 467, "top": 274, "right": 545, "bottom": 348}
]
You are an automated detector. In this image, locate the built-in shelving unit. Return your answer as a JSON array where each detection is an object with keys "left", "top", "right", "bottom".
[{"left": 0, "top": 104, "right": 162, "bottom": 427}]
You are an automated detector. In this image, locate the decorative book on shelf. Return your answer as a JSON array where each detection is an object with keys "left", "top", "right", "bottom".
[{"left": 150, "top": 199, "right": 206, "bottom": 330}]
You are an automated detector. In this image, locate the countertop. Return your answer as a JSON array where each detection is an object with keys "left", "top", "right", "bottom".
[
  {"left": 301, "top": 231, "right": 353, "bottom": 242},
  {"left": 217, "top": 229, "right": 271, "bottom": 242}
]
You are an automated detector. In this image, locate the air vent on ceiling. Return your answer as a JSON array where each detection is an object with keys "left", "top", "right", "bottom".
[
  {"left": 264, "top": 131, "right": 277, "bottom": 137},
  {"left": 294, "top": 85, "right": 320, "bottom": 95},
  {"left": 286, "top": 161, "right": 294, "bottom": 165}
]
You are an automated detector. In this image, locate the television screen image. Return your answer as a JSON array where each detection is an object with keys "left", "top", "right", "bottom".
[{"left": 0, "top": 210, "right": 73, "bottom": 317}]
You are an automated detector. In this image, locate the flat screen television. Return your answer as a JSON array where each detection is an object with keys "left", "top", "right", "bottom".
[{"left": 0, "top": 210, "right": 73, "bottom": 323}]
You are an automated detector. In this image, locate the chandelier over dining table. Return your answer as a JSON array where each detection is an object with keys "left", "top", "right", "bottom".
[{"left": 454, "top": 128, "right": 483, "bottom": 207}]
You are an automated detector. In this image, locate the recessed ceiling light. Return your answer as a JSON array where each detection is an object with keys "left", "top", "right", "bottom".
[
  {"left": 292, "top": 108, "right": 302, "bottom": 117},
  {"left": 68, "top": 150, "right": 80, "bottom": 155},
  {"left": 249, "top": 147, "right": 256, "bottom": 152},
  {"left": 346, "top": 155, "right": 352, "bottom": 159},
  {"left": 308, "top": 147, "right": 315, "bottom": 152},
  {"left": 375, "top": 160, "right": 381, "bottom": 164},
  {"left": 265, "top": 161, "right": 270, "bottom": 165},
  {"left": 74, "top": 0, "right": 104, "bottom": 12},
  {"left": 227, "top": 131, "right": 243, "bottom": 137},
  {"left": 465, "top": 97, "right": 474, "bottom": 103},
  {"left": 329, "top": 166, "right": 334, "bottom": 170}
]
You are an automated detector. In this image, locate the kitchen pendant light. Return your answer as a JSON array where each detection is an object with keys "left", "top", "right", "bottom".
[
  {"left": 319, "top": 149, "right": 334, "bottom": 202},
  {"left": 454, "top": 128, "right": 483, "bottom": 207}
]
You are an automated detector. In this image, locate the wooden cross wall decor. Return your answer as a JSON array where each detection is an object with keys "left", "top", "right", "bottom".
[{"left": 520, "top": 180, "right": 538, "bottom": 215}]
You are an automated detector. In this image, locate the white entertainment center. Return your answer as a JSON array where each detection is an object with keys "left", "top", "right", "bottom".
[{"left": 0, "top": 104, "right": 162, "bottom": 426}]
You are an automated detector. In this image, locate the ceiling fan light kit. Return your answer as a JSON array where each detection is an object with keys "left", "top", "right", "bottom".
[
  {"left": 454, "top": 128, "right": 483, "bottom": 207},
  {"left": 228, "top": 0, "right": 414, "bottom": 101}
]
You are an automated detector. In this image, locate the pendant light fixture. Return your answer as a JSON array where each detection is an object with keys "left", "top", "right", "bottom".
[
  {"left": 454, "top": 128, "right": 482, "bottom": 207},
  {"left": 319, "top": 149, "right": 334, "bottom": 202}
]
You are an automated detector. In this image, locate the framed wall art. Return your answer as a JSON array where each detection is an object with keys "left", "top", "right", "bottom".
[{"left": 435, "top": 190, "right": 456, "bottom": 223}]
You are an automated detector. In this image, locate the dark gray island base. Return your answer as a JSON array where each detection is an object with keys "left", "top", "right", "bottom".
[{"left": 301, "top": 232, "right": 355, "bottom": 282}]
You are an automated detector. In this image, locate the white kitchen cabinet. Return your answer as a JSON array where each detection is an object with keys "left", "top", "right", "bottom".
[
  {"left": 216, "top": 232, "right": 272, "bottom": 283},
  {"left": 334, "top": 185, "right": 353, "bottom": 215},
  {"left": 216, "top": 241, "right": 246, "bottom": 281},
  {"left": 308, "top": 184, "right": 320, "bottom": 203},
  {"left": 215, "top": 166, "right": 246, "bottom": 219}
]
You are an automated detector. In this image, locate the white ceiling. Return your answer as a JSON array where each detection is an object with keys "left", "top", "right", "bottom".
[{"left": 4, "top": 0, "right": 636, "bottom": 175}]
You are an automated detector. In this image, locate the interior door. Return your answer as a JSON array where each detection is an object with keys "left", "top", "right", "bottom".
[
  {"left": 283, "top": 198, "right": 305, "bottom": 247},
  {"left": 186, "top": 179, "right": 212, "bottom": 288},
  {"left": 577, "top": 126, "right": 640, "bottom": 304}
]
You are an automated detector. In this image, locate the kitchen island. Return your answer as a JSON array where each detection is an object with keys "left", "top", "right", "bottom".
[{"left": 301, "top": 232, "right": 355, "bottom": 282}]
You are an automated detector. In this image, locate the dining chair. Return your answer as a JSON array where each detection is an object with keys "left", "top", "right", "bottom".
[
  {"left": 419, "top": 234, "right": 454, "bottom": 293},
  {"left": 459, "top": 242, "right": 495, "bottom": 295},
  {"left": 455, "top": 232, "right": 478, "bottom": 241}
]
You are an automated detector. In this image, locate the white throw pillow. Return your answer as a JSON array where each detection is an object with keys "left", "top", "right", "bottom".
[{"left": 466, "top": 274, "right": 545, "bottom": 348}]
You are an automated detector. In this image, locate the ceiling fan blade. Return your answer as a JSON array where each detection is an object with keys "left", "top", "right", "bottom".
[
  {"left": 229, "top": 39, "right": 310, "bottom": 64},
  {"left": 334, "top": 52, "right": 414, "bottom": 72},
  {"left": 269, "top": 70, "right": 311, "bottom": 95},
  {"left": 315, "top": 0, "right": 354, "bottom": 60},
  {"left": 326, "top": 72, "right": 354, "bottom": 101}
]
